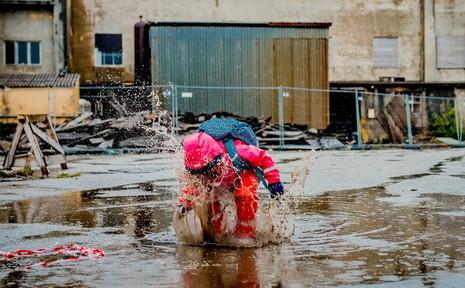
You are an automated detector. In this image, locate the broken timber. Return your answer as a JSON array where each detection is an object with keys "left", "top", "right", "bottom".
[{"left": 2, "top": 115, "right": 68, "bottom": 176}]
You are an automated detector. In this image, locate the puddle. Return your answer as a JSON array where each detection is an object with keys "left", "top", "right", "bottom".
[
  {"left": 429, "top": 156, "right": 463, "bottom": 175},
  {"left": 1, "top": 182, "right": 465, "bottom": 286},
  {"left": 277, "top": 157, "right": 302, "bottom": 164},
  {"left": 390, "top": 173, "right": 431, "bottom": 181},
  {"left": 430, "top": 162, "right": 445, "bottom": 174},
  {"left": 22, "top": 231, "right": 84, "bottom": 240},
  {"left": 0, "top": 182, "right": 174, "bottom": 235},
  {"left": 447, "top": 156, "right": 464, "bottom": 162}
]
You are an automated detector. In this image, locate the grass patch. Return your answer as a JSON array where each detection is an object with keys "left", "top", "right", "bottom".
[{"left": 55, "top": 172, "right": 81, "bottom": 179}]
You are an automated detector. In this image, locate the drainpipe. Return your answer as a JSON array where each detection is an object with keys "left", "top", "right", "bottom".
[
  {"left": 420, "top": 0, "right": 425, "bottom": 82},
  {"left": 61, "top": 0, "right": 69, "bottom": 71}
]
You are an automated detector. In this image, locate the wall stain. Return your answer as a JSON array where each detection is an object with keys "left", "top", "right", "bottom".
[{"left": 70, "top": 0, "right": 132, "bottom": 84}]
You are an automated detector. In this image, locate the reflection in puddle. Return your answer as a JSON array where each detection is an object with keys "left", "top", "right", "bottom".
[
  {"left": 2, "top": 183, "right": 465, "bottom": 286},
  {"left": 0, "top": 181, "right": 174, "bottom": 238},
  {"left": 175, "top": 246, "right": 263, "bottom": 287},
  {"left": 288, "top": 187, "right": 465, "bottom": 286}
]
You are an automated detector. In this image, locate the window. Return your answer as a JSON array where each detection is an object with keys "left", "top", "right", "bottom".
[
  {"left": 373, "top": 37, "right": 399, "bottom": 68},
  {"left": 4, "top": 41, "right": 41, "bottom": 65},
  {"left": 94, "top": 34, "right": 122, "bottom": 66},
  {"left": 437, "top": 36, "right": 465, "bottom": 69}
]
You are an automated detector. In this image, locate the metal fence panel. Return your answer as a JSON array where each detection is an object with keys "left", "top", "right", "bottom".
[
  {"left": 411, "top": 95, "right": 459, "bottom": 143},
  {"left": 78, "top": 85, "right": 464, "bottom": 149},
  {"left": 356, "top": 91, "right": 462, "bottom": 146},
  {"left": 359, "top": 92, "right": 409, "bottom": 145}
]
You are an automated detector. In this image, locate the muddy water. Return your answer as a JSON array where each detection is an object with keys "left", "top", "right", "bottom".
[{"left": 1, "top": 181, "right": 465, "bottom": 286}]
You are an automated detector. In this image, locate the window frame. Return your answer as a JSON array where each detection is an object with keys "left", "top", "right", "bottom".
[
  {"left": 372, "top": 37, "right": 399, "bottom": 69},
  {"left": 94, "top": 33, "right": 123, "bottom": 67},
  {"left": 436, "top": 36, "right": 465, "bottom": 69},
  {"left": 4, "top": 40, "right": 41, "bottom": 66}
]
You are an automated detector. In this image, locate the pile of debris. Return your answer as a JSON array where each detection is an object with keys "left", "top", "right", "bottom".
[
  {"left": 177, "top": 111, "right": 349, "bottom": 149},
  {"left": 53, "top": 111, "right": 175, "bottom": 152},
  {"left": 0, "top": 110, "right": 350, "bottom": 154}
]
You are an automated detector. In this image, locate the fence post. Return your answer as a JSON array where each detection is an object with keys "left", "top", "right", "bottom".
[
  {"left": 170, "top": 84, "right": 178, "bottom": 136},
  {"left": 404, "top": 94, "right": 413, "bottom": 147},
  {"left": 278, "top": 86, "right": 285, "bottom": 148},
  {"left": 459, "top": 98, "right": 465, "bottom": 142},
  {"left": 354, "top": 89, "right": 363, "bottom": 149},
  {"left": 174, "top": 85, "right": 179, "bottom": 136},
  {"left": 455, "top": 98, "right": 460, "bottom": 142}
]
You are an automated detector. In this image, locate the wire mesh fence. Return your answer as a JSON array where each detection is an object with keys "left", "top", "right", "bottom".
[
  {"left": 356, "top": 91, "right": 464, "bottom": 147},
  {"left": 79, "top": 85, "right": 465, "bottom": 149}
]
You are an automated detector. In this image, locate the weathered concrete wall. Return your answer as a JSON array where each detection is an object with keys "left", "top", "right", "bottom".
[
  {"left": 69, "top": 0, "right": 133, "bottom": 84},
  {"left": 328, "top": 0, "right": 422, "bottom": 82},
  {"left": 73, "top": 0, "right": 463, "bottom": 84},
  {"left": 425, "top": 0, "right": 465, "bottom": 82},
  {"left": 0, "top": 10, "right": 56, "bottom": 74}
]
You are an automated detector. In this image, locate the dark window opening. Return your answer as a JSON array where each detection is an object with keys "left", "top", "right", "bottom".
[
  {"left": 4, "top": 40, "right": 40, "bottom": 65},
  {"left": 30, "top": 42, "right": 40, "bottom": 64},
  {"left": 5, "top": 41, "right": 15, "bottom": 64},
  {"left": 95, "top": 33, "right": 123, "bottom": 65},
  {"left": 18, "top": 42, "right": 28, "bottom": 64}
]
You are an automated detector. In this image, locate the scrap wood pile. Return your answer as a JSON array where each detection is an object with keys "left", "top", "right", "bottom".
[
  {"left": 53, "top": 110, "right": 174, "bottom": 151},
  {"left": 50, "top": 110, "right": 350, "bottom": 150},
  {"left": 0, "top": 110, "right": 350, "bottom": 154},
  {"left": 178, "top": 111, "right": 349, "bottom": 149}
]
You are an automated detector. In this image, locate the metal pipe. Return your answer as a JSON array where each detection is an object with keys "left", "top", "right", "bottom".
[
  {"left": 354, "top": 89, "right": 362, "bottom": 148},
  {"left": 78, "top": 85, "right": 453, "bottom": 102}
]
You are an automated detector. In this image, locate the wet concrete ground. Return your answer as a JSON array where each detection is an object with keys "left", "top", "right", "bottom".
[{"left": 1, "top": 149, "right": 465, "bottom": 287}]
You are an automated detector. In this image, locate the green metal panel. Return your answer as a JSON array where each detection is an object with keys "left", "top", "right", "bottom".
[{"left": 150, "top": 24, "right": 329, "bottom": 127}]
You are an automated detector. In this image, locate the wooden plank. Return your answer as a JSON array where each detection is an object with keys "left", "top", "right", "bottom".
[
  {"left": 3, "top": 123, "right": 24, "bottom": 169},
  {"left": 23, "top": 121, "right": 48, "bottom": 175},
  {"left": 30, "top": 122, "right": 65, "bottom": 154},
  {"left": 46, "top": 116, "right": 60, "bottom": 143},
  {"left": 56, "top": 112, "right": 92, "bottom": 132},
  {"left": 68, "top": 129, "right": 112, "bottom": 146},
  {"left": 18, "top": 134, "right": 28, "bottom": 147}
]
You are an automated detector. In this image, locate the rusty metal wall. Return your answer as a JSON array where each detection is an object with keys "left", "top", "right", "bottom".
[{"left": 150, "top": 23, "right": 329, "bottom": 128}]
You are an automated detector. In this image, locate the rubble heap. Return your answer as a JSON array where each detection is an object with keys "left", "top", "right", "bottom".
[{"left": 0, "top": 111, "right": 349, "bottom": 154}]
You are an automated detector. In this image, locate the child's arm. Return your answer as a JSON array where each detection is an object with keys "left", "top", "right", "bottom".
[{"left": 234, "top": 140, "right": 281, "bottom": 184}]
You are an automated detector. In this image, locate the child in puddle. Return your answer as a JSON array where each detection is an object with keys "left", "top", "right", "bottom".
[{"left": 176, "top": 118, "right": 284, "bottom": 245}]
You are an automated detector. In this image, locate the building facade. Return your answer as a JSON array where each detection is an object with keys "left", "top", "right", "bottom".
[
  {"left": 1, "top": 0, "right": 463, "bottom": 141},
  {"left": 68, "top": 0, "right": 464, "bottom": 85},
  {"left": 1, "top": 1, "right": 463, "bottom": 85},
  {"left": 0, "top": 0, "right": 68, "bottom": 74}
]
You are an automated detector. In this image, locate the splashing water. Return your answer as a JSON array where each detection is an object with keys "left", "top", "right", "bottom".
[
  {"left": 172, "top": 151, "right": 314, "bottom": 248},
  {"left": 136, "top": 88, "right": 314, "bottom": 247}
]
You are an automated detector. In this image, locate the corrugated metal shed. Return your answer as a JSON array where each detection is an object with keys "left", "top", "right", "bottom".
[
  {"left": 0, "top": 73, "right": 80, "bottom": 88},
  {"left": 150, "top": 23, "right": 330, "bottom": 128}
]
